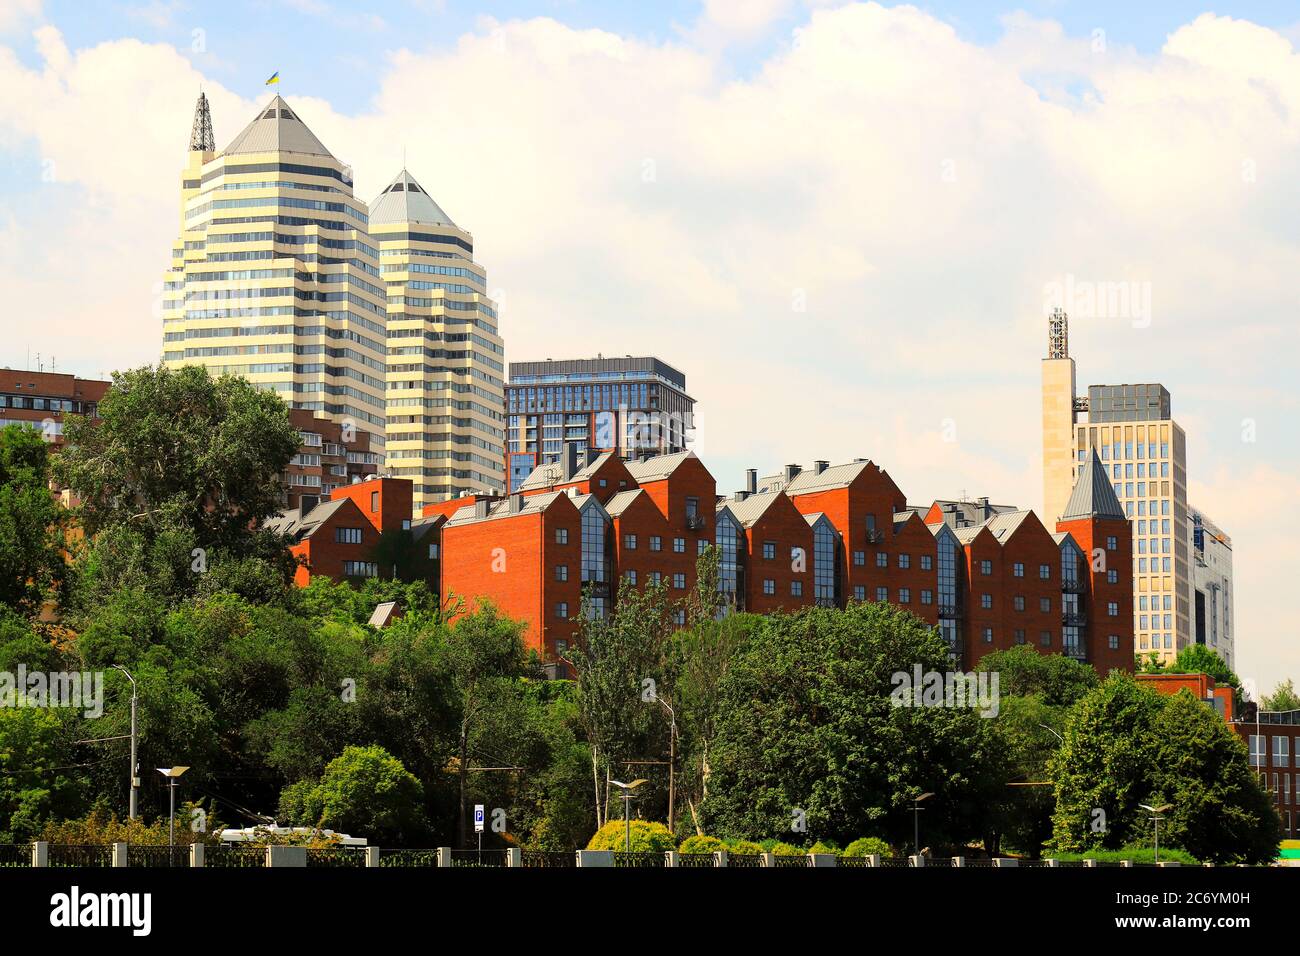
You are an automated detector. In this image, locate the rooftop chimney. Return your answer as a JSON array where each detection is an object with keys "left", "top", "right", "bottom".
[
  {"left": 473, "top": 499, "right": 491, "bottom": 520},
  {"left": 814, "top": 460, "right": 829, "bottom": 475},
  {"left": 734, "top": 490, "right": 749, "bottom": 502},
  {"left": 784, "top": 464, "right": 801, "bottom": 484},
  {"left": 745, "top": 469, "right": 757, "bottom": 495},
  {"left": 509, "top": 493, "right": 524, "bottom": 514},
  {"left": 561, "top": 442, "right": 579, "bottom": 482}
]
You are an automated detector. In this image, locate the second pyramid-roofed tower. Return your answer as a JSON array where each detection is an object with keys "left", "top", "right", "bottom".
[{"left": 371, "top": 168, "right": 505, "bottom": 509}]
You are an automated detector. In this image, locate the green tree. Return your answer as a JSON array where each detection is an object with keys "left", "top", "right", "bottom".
[
  {"left": 55, "top": 364, "right": 300, "bottom": 604},
  {"left": 1168, "top": 644, "right": 1240, "bottom": 689},
  {"left": 278, "top": 745, "right": 427, "bottom": 845},
  {"left": 702, "top": 602, "right": 1008, "bottom": 848},
  {"left": 0, "top": 424, "right": 66, "bottom": 614},
  {"left": 1262, "top": 678, "right": 1300, "bottom": 712}
]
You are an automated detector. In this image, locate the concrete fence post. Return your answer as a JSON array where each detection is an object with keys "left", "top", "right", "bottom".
[
  {"left": 365, "top": 847, "right": 381, "bottom": 868},
  {"left": 190, "top": 843, "right": 205, "bottom": 868},
  {"left": 267, "top": 846, "right": 306, "bottom": 868},
  {"left": 575, "top": 849, "right": 612, "bottom": 868},
  {"left": 952, "top": 856, "right": 965, "bottom": 867},
  {"left": 32, "top": 842, "right": 48, "bottom": 868},
  {"left": 1083, "top": 859, "right": 1098, "bottom": 868},
  {"left": 505, "top": 848, "right": 521, "bottom": 868},
  {"left": 759, "top": 852, "right": 775, "bottom": 868},
  {"left": 866, "top": 853, "right": 881, "bottom": 868},
  {"left": 436, "top": 847, "right": 452, "bottom": 868},
  {"left": 1045, "top": 858, "right": 1059, "bottom": 867},
  {"left": 664, "top": 851, "right": 678, "bottom": 868},
  {"left": 809, "top": 853, "right": 837, "bottom": 868},
  {"left": 1120, "top": 860, "right": 1133, "bottom": 868},
  {"left": 909, "top": 854, "right": 925, "bottom": 867},
  {"left": 1156, "top": 861, "right": 1181, "bottom": 868},
  {"left": 112, "top": 842, "right": 129, "bottom": 867},
  {"left": 993, "top": 857, "right": 1018, "bottom": 867},
  {"left": 714, "top": 850, "right": 728, "bottom": 868}
]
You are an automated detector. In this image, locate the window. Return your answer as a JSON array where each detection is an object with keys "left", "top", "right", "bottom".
[
  {"left": 555, "top": 565, "right": 568, "bottom": 581},
  {"left": 980, "top": 560, "right": 992, "bottom": 575},
  {"left": 876, "top": 552, "right": 888, "bottom": 568},
  {"left": 650, "top": 536, "right": 662, "bottom": 552},
  {"left": 334, "top": 526, "right": 362, "bottom": 544},
  {"left": 624, "top": 570, "right": 637, "bottom": 585},
  {"left": 1106, "top": 535, "right": 1118, "bottom": 550},
  {"left": 427, "top": 543, "right": 439, "bottom": 559},
  {"left": 624, "top": 534, "right": 637, "bottom": 550},
  {"left": 898, "top": 588, "right": 910, "bottom": 603},
  {"left": 1014, "top": 596, "right": 1025, "bottom": 611},
  {"left": 1012, "top": 562, "right": 1024, "bottom": 577},
  {"left": 370, "top": 491, "right": 379, "bottom": 512},
  {"left": 920, "top": 589, "right": 933, "bottom": 605},
  {"left": 1039, "top": 564, "right": 1051, "bottom": 580},
  {"left": 876, "top": 587, "right": 888, "bottom": 602},
  {"left": 982, "top": 627, "right": 993, "bottom": 644},
  {"left": 1107, "top": 569, "right": 1119, "bottom": 584},
  {"left": 898, "top": 554, "right": 911, "bottom": 569},
  {"left": 1039, "top": 631, "right": 1051, "bottom": 647},
  {"left": 763, "top": 541, "right": 776, "bottom": 560},
  {"left": 673, "top": 537, "right": 686, "bottom": 553},
  {"left": 342, "top": 561, "right": 378, "bottom": 578},
  {"left": 673, "top": 572, "right": 686, "bottom": 590},
  {"left": 1014, "top": 629, "right": 1026, "bottom": 645},
  {"left": 1274, "top": 736, "right": 1291, "bottom": 768},
  {"left": 698, "top": 540, "right": 708, "bottom": 555},
  {"left": 1040, "top": 597, "right": 1051, "bottom": 613},
  {"left": 1108, "top": 634, "right": 1120, "bottom": 650},
  {"left": 763, "top": 579, "right": 775, "bottom": 595},
  {"left": 556, "top": 602, "right": 569, "bottom": 620},
  {"left": 981, "top": 593, "right": 992, "bottom": 609},
  {"left": 556, "top": 528, "right": 568, "bottom": 544},
  {"left": 673, "top": 609, "right": 686, "bottom": 626},
  {"left": 686, "top": 496, "right": 699, "bottom": 523},
  {"left": 791, "top": 581, "right": 803, "bottom": 597},
  {"left": 920, "top": 555, "right": 932, "bottom": 571},
  {"left": 649, "top": 571, "right": 662, "bottom": 585},
  {"left": 1107, "top": 601, "right": 1119, "bottom": 617},
  {"left": 854, "top": 586, "right": 866, "bottom": 601},
  {"left": 853, "top": 551, "right": 865, "bottom": 566}
]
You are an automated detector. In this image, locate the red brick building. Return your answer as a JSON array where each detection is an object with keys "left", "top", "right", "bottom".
[
  {"left": 284, "top": 408, "right": 384, "bottom": 515},
  {"left": 0, "top": 369, "right": 108, "bottom": 447},
  {"left": 271, "top": 447, "right": 1133, "bottom": 675}
]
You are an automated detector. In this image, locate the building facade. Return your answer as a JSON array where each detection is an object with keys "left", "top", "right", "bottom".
[
  {"left": 371, "top": 169, "right": 505, "bottom": 509},
  {"left": 283, "top": 408, "right": 383, "bottom": 514},
  {"left": 1189, "top": 506, "right": 1234, "bottom": 669},
  {"left": 505, "top": 356, "right": 695, "bottom": 492},
  {"left": 1040, "top": 309, "right": 1195, "bottom": 664},
  {"left": 0, "top": 370, "right": 107, "bottom": 447}
]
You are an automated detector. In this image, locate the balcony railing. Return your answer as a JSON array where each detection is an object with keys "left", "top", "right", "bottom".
[{"left": 1061, "top": 612, "right": 1087, "bottom": 627}]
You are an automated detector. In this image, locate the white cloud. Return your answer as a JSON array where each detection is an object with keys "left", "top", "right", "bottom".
[
  {"left": 0, "top": 3, "right": 1297, "bottom": 680},
  {"left": 0, "top": 0, "right": 42, "bottom": 34}
]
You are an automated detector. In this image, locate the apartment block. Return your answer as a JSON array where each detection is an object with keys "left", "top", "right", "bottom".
[
  {"left": 505, "top": 356, "right": 695, "bottom": 492},
  {"left": 0, "top": 370, "right": 108, "bottom": 447},
  {"left": 284, "top": 408, "right": 383, "bottom": 514},
  {"left": 1189, "top": 506, "right": 1234, "bottom": 669}
]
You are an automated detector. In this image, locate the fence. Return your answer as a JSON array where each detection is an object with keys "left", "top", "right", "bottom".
[{"left": 3, "top": 843, "right": 1168, "bottom": 869}]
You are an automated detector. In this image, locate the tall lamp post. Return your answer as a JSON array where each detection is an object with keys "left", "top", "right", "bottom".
[
  {"left": 1140, "top": 803, "right": 1173, "bottom": 863},
  {"left": 912, "top": 792, "right": 933, "bottom": 858},
  {"left": 648, "top": 692, "right": 677, "bottom": 834},
  {"left": 609, "top": 779, "right": 648, "bottom": 852},
  {"left": 157, "top": 767, "right": 189, "bottom": 847},
  {"left": 113, "top": 666, "right": 139, "bottom": 820}
]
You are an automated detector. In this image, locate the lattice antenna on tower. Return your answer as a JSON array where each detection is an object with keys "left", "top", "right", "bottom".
[
  {"left": 190, "top": 92, "right": 215, "bottom": 152},
  {"left": 1047, "top": 307, "right": 1068, "bottom": 359}
]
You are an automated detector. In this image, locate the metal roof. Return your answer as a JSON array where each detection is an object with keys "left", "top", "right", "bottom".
[
  {"left": 624, "top": 450, "right": 696, "bottom": 483},
  {"left": 223, "top": 95, "right": 333, "bottom": 157},
  {"left": 784, "top": 460, "right": 874, "bottom": 495},
  {"left": 369, "top": 168, "right": 456, "bottom": 227},
  {"left": 1060, "top": 448, "right": 1125, "bottom": 521},
  {"left": 264, "top": 497, "right": 349, "bottom": 542},
  {"left": 722, "top": 490, "right": 784, "bottom": 528},
  {"left": 604, "top": 489, "right": 644, "bottom": 518}
]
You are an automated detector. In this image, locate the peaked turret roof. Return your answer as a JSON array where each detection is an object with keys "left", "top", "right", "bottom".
[
  {"left": 223, "top": 95, "right": 332, "bottom": 157},
  {"left": 369, "top": 168, "right": 456, "bottom": 227},
  {"left": 189, "top": 91, "right": 214, "bottom": 152},
  {"left": 1060, "top": 448, "right": 1125, "bottom": 521}
]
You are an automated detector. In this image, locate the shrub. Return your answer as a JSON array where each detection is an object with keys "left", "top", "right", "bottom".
[
  {"left": 679, "top": 834, "right": 726, "bottom": 855},
  {"left": 586, "top": 819, "right": 675, "bottom": 853},
  {"left": 769, "top": 841, "right": 801, "bottom": 857},
  {"left": 809, "top": 840, "right": 840, "bottom": 855},
  {"left": 1053, "top": 845, "right": 1200, "bottom": 865},
  {"left": 843, "top": 837, "right": 891, "bottom": 858},
  {"left": 724, "top": 838, "right": 764, "bottom": 855}
]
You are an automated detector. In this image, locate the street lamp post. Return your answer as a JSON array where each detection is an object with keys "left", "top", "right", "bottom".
[
  {"left": 1140, "top": 804, "right": 1173, "bottom": 863},
  {"left": 113, "top": 666, "right": 139, "bottom": 820},
  {"left": 609, "top": 779, "right": 648, "bottom": 853},
  {"left": 157, "top": 767, "right": 189, "bottom": 847},
  {"left": 912, "top": 792, "right": 934, "bottom": 858},
  {"left": 648, "top": 693, "right": 677, "bottom": 834}
]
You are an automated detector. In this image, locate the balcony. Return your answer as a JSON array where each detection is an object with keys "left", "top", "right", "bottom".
[
  {"left": 1061, "top": 579, "right": 1086, "bottom": 594},
  {"left": 938, "top": 604, "right": 961, "bottom": 620},
  {"left": 685, "top": 514, "right": 707, "bottom": 531},
  {"left": 1063, "top": 643, "right": 1087, "bottom": 662},
  {"left": 1061, "top": 612, "right": 1087, "bottom": 627}
]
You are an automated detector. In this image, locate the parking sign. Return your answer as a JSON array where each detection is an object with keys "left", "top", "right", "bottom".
[{"left": 474, "top": 804, "right": 484, "bottom": 833}]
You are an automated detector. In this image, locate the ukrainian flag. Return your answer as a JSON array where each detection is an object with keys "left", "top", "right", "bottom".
[{"left": 265, "top": 71, "right": 280, "bottom": 86}]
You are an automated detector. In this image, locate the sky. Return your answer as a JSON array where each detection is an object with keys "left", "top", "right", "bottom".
[{"left": 0, "top": 0, "right": 1296, "bottom": 689}]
